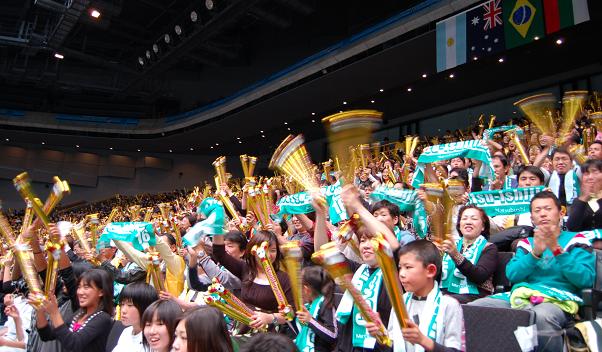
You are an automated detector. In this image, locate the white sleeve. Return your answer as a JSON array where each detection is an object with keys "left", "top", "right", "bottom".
[{"left": 442, "top": 297, "right": 465, "bottom": 351}]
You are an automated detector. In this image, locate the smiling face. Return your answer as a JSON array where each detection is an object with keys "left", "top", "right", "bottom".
[
  {"left": 459, "top": 208, "right": 485, "bottom": 240},
  {"left": 224, "top": 240, "right": 244, "bottom": 258},
  {"left": 76, "top": 280, "right": 103, "bottom": 311},
  {"left": 492, "top": 157, "right": 508, "bottom": 179},
  {"left": 358, "top": 235, "right": 377, "bottom": 267},
  {"left": 144, "top": 312, "right": 171, "bottom": 352},
  {"left": 552, "top": 151, "right": 571, "bottom": 174}
]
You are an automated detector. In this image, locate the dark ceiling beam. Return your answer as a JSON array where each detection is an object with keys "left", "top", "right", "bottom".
[
  {"left": 273, "top": 0, "right": 314, "bottom": 15},
  {"left": 60, "top": 47, "right": 141, "bottom": 75},
  {"left": 248, "top": 7, "right": 292, "bottom": 28},
  {"left": 199, "top": 42, "right": 239, "bottom": 61},
  {"left": 47, "top": 0, "right": 91, "bottom": 49},
  {"left": 120, "top": 0, "right": 265, "bottom": 93},
  {"left": 185, "top": 53, "right": 220, "bottom": 67},
  {"left": 137, "top": 0, "right": 178, "bottom": 16}
]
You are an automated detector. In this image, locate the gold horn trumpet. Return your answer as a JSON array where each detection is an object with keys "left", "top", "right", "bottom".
[
  {"left": 269, "top": 134, "right": 320, "bottom": 193},
  {"left": 322, "top": 110, "right": 382, "bottom": 184},
  {"left": 514, "top": 93, "right": 557, "bottom": 137}
]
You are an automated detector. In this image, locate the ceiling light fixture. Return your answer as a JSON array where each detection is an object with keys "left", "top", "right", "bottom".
[
  {"left": 261, "top": 135, "right": 265, "bottom": 138},
  {"left": 5, "top": 138, "right": 9, "bottom": 141},
  {"left": 205, "top": 0, "right": 214, "bottom": 10},
  {"left": 407, "top": 87, "right": 412, "bottom": 92},
  {"left": 164, "top": 34, "right": 171, "bottom": 44},
  {"left": 343, "top": 101, "right": 347, "bottom": 105},
  {"left": 137, "top": 149, "right": 141, "bottom": 152},
  {"left": 311, "top": 119, "right": 315, "bottom": 123},
  {"left": 76, "top": 145, "right": 80, "bottom": 148},
  {"left": 498, "top": 57, "right": 504, "bottom": 63},
  {"left": 152, "top": 44, "right": 159, "bottom": 54},
  {"left": 379, "top": 89, "right": 384, "bottom": 92},
  {"left": 54, "top": 53, "right": 64, "bottom": 59},
  {"left": 169, "top": 149, "right": 173, "bottom": 153},
  {"left": 174, "top": 25, "right": 182, "bottom": 36},
  {"left": 138, "top": 57, "right": 144, "bottom": 65},
  {"left": 370, "top": 100, "right": 375, "bottom": 103},
  {"left": 284, "top": 122, "right": 288, "bottom": 125},
  {"left": 449, "top": 73, "right": 455, "bottom": 78},
  {"left": 422, "top": 73, "right": 427, "bottom": 78},
  {"left": 190, "top": 11, "right": 198, "bottom": 22},
  {"left": 42, "top": 142, "right": 46, "bottom": 145},
  {"left": 311, "top": 112, "right": 315, "bottom": 116},
  {"left": 555, "top": 38, "right": 563, "bottom": 45},
  {"left": 473, "top": 56, "right": 478, "bottom": 61},
  {"left": 215, "top": 143, "right": 219, "bottom": 146},
  {"left": 534, "top": 36, "right": 540, "bottom": 40},
  {"left": 90, "top": 9, "right": 100, "bottom": 18},
  {"left": 110, "top": 147, "right": 113, "bottom": 150},
  {"left": 190, "top": 147, "right": 194, "bottom": 151}
]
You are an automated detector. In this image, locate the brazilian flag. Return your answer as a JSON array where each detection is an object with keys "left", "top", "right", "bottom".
[{"left": 503, "top": 0, "right": 545, "bottom": 48}]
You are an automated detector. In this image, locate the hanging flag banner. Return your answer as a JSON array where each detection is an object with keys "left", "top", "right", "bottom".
[{"left": 468, "top": 186, "right": 544, "bottom": 216}]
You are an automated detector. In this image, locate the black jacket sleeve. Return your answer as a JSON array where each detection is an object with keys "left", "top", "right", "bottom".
[
  {"left": 456, "top": 244, "right": 498, "bottom": 285},
  {"left": 51, "top": 312, "right": 112, "bottom": 350},
  {"left": 187, "top": 266, "right": 210, "bottom": 291},
  {"left": 100, "top": 261, "right": 147, "bottom": 285}
]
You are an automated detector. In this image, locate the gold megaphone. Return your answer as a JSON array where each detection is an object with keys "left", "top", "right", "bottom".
[
  {"left": 514, "top": 93, "right": 557, "bottom": 136},
  {"left": 269, "top": 134, "right": 320, "bottom": 193},
  {"left": 321, "top": 110, "right": 382, "bottom": 184}
]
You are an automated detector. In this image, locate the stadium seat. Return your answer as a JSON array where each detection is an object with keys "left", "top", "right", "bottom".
[
  {"left": 462, "top": 305, "right": 535, "bottom": 352},
  {"left": 580, "top": 249, "right": 602, "bottom": 321},
  {"left": 493, "top": 251, "right": 514, "bottom": 293}
]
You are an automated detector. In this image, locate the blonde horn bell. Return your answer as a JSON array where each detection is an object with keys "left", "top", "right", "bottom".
[
  {"left": 321, "top": 110, "right": 383, "bottom": 184},
  {"left": 270, "top": 134, "right": 321, "bottom": 193},
  {"left": 514, "top": 93, "right": 557, "bottom": 136},
  {"left": 560, "top": 90, "right": 588, "bottom": 136}
]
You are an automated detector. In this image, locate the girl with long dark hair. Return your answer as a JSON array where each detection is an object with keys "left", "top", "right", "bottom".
[
  {"left": 213, "top": 230, "right": 295, "bottom": 329},
  {"left": 295, "top": 266, "right": 337, "bottom": 352},
  {"left": 172, "top": 306, "right": 234, "bottom": 352},
  {"left": 34, "top": 268, "right": 114, "bottom": 352},
  {"left": 141, "top": 299, "right": 181, "bottom": 352}
]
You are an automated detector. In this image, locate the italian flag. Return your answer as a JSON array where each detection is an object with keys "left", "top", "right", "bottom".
[{"left": 543, "top": 0, "right": 589, "bottom": 34}]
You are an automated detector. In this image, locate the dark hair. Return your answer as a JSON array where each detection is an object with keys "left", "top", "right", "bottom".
[
  {"left": 240, "top": 333, "right": 298, "bottom": 352},
  {"left": 279, "top": 218, "right": 289, "bottom": 234},
  {"left": 179, "top": 306, "right": 234, "bottom": 352},
  {"left": 591, "top": 140, "right": 602, "bottom": 148},
  {"left": 371, "top": 200, "right": 400, "bottom": 218},
  {"left": 119, "top": 283, "right": 158, "bottom": 323},
  {"left": 72, "top": 260, "right": 94, "bottom": 280},
  {"left": 449, "top": 167, "right": 470, "bottom": 189},
  {"left": 455, "top": 205, "right": 491, "bottom": 240},
  {"left": 450, "top": 157, "right": 466, "bottom": 166},
  {"left": 580, "top": 159, "right": 602, "bottom": 174},
  {"left": 242, "top": 231, "right": 283, "bottom": 288},
  {"left": 162, "top": 233, "right": 177, "bottom": 246},
  {"left": 530, "top": 190, "right": 561, "bottom": 211},
  {"left": 186, "top": 214, "right": 198, "bottom": 227},
  {"left": 398, "top": 240, "right": 442, "bottom": 280},
  {"left": 492, "top": 154, "right": 509, "bottom": 168},
  {"left": 224, "top": 230, "right": 248, "bottom": 251},
  {"left": 78, "top": 268, "right": 114, "bottom": 316},
  {"left": 551, "top": 147, "right": 572, "bottom": 160},
  {"left": 302, "top": 266, "right": 335, "bottom": 309},
  {"left": 141, "top": 300, "right": 182, "bottom": 351},
  {"left": 517, "top": 165, "right": 545, "bottom": 184}
]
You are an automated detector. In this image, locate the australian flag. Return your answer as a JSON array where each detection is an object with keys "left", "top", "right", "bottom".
[{"left": 466, "top": 0, "right": 505, "bottom": 60}]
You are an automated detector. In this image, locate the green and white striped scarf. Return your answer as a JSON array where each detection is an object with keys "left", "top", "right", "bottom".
[
  {"left": 411, "top": 140, "right": 494, "bottom": 188},
  {"left": 370, "top": 186, "right": 428, "bottom": 238}
]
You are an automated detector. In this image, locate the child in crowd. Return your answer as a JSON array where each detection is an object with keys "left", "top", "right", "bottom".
[
  {"left": 368, "top": 240, "right": 464, "bottom": 352},
  {"left": 295, "top": 266, "right": 337, "bottom": 352},
  {"left": 112, "top": 283, "right": 158, "bottom": 352}
]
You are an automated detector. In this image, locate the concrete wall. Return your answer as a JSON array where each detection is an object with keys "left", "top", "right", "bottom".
[{"left": 0, "top": 145, "right": 215, "bottom": 209}]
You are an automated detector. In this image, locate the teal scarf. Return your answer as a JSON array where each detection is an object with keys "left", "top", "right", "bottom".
[
  {"left": 98, "top": 222, "right": 156, "bottom": 251},
  {"left": 398, "top": 283, "right": 442, "bottom": 352},
  {"left": 183, "top": 197, "right": 225, "bottom": 246},
  {"left": 295, "top": 295, "right": 325, "bottom": 352},
  {"left": 336, "top": 264, "right": 383, "bottom": 349},
  {"left": 468, "top": 186, "right": 544, "bottom": 216},
  {"left": 441, "top": 236, "right": 488, "bottom": 295},
  {"left": 369, "top": 186, "right": 428, "bottom": 238},
  {"left": 412, "top": 140, "right": 494, "bottom": 188}
]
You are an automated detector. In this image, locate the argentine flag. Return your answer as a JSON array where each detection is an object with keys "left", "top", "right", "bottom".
[{"left": 436, "top": 13, "right": 467, "bottom": 72}]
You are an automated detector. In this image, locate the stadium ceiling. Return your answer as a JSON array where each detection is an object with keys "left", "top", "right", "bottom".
[{"left": 0, "top": 0, "right": 601, "bottom": 157}]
